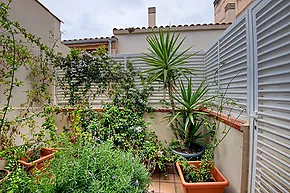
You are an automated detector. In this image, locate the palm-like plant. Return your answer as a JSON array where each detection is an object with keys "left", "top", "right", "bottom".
[
  {"left": 170, "top": 79, "right": 213, "bottom": 148},
  {"left": 141, "top": 27, "right": 196, "bottom": 137}
]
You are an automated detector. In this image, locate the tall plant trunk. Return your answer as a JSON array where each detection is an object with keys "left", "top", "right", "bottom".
[
  {"left": 168, "top": 81, "right": 179, "bottom": 139},
  {"left": 184, "top": 114, "right": 191, "bottom": 147}
]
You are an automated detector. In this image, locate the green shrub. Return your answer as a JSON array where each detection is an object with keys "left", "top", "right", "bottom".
[{"left": 37, "top": 140, "right": 150, "bottom": 193}]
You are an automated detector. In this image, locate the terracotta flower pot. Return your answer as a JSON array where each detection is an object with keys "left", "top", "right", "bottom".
[
  {"left": 176, "top": 161, "right": 229, "bottom": 193},
  {"left": 19, "top": 147, "right": 55, "bottom": 172},
  {"left": 0, "top": 169, "right": 10, "bottom": 184}
]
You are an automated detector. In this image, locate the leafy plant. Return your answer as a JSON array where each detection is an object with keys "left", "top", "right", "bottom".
[
  {"left": 169, "top": 79, "right": 213, "bottom": 149},
  {"left": 141, "top": 27, "right": 196, "bottom": 138},
  {"left": 37, "top": 140, "right": 150, "bottom": 193},
  {"left": 178, "top": 64, "right": 246, "bottom": 183}
]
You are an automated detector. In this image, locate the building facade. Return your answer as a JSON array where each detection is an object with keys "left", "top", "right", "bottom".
[
  {"left": 214, "top": 0, "right": 255, "bottom": 23},
  {"left": 62, "top": 36, "right": 118, "bottom": 54}
]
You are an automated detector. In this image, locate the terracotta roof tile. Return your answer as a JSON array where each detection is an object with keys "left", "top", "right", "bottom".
[
  {"left": 113, "top": 22, "right": 231, "bottom": 31},
  {"left": 62, "top": 36, "right": 117, "bottom": 43}
]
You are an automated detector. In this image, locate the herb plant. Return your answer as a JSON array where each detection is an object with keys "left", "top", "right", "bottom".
[{"left": 38, "top": 140, "right": 150, "bottom": 193}]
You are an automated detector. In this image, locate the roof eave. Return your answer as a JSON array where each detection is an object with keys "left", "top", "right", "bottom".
[
  {"left": 113, "top": 23, "right": 231, "bottom": 35},
  {"left": 62, "top": 37, "right": 118, "bottom": 45}
]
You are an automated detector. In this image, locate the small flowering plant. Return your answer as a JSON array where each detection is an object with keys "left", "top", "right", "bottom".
[{"left": 37, "top": 139, "right": 150, "bottom": 192}]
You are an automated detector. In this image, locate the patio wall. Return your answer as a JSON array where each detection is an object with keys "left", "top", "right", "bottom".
[{"left": 215, "top": 122, "right": 249, "bottom": 193}]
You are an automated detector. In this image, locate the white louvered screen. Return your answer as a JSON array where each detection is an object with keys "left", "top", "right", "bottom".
[
  {"left": 205, "top": 16, "right": 248, "bottom": 121},
  {"left": 112, "top": 53, "right": 205, "bottom": 107},
  {"left": 55, "top": 53, "right": 205, "bottom": 108},
  {"left": 205, "top": 42, "right": 218, "bottom": 99},
  {"left": 219, "top": 15, "right": 248, "bottom": 121},
  {"left": 252, "top": 0, "right": 290, "bottom": 192},
  {"left": 55, "top": 68, "right": 111, "bottom": 107}
]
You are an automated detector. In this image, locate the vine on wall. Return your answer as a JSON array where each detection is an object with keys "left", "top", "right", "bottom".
[{"left": 0, "top": 0, "right": 60, "bottom": 150}]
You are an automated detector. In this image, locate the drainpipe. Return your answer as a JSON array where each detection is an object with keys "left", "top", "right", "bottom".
[{"left": 108, "top": 40, "right": 112, "bottom": 55}]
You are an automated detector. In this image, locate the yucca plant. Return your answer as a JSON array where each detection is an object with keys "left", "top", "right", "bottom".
[
  {"left": 169, "top": 78, "right": 213, "bottom": 148},
  {"left": 141, "top": 27, "right": 196, "bottom": 137}
]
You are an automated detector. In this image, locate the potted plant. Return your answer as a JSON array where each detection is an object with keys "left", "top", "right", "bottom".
[
  {"left": 175, "top": 69, "right": 245, "bottom": 192},
  {"left": 19, "top": 145, "right": 55, "bottom": 172},
  {"left": 140, "top": 27, "right": 196, "bottom": 137},
  {"left": 176, "top": 160, "right": 229, "bottom": 193},
  {"left": 175, "top": 113, "right": 231, "bottom": 193},
  {"left": 168, "top": 79, "right": 213, "bottom": 159}
]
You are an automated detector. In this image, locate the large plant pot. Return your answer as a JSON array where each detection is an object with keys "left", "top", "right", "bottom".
[
  {"left": 176, "top": 161, "right": 229, "bottom": 193},
  {"left": 169, "top": 143, "right": 205, "bottom": 160},
  {"left": 19, "top": 147, "right": 55, "bottom": 172},
  {"left": 0, "top": 169, "right": 10, "bottom": 184}
]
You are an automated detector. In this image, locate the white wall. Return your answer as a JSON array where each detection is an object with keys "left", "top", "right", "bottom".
[{"left": 114, "top": 25, "right": 229, "bottom": 54}]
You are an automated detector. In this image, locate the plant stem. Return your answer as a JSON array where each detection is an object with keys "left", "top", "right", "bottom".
[
  {"left": 168, "top": 81, "right": 178, "bottom": 139},
  {"left": 0, "top": 22, "right": 17, "bottom": 145}
]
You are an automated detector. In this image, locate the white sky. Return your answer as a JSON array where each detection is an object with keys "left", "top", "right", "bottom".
[{"left": 39, "top": 0, "right": 215, "bottom": 40}]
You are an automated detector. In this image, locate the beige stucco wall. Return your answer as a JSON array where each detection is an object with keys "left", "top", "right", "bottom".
[
  {"left": 114, "top": 26, "right": 229, "bottom": 54},
  {"left": 215, "top": 0, "right": 236, "bottom": 23},
  {"left": 214, "top": 122, "right": 248, "bottom": 193},
  {"left": 214, "top": 0, "right": 255, "bottom": 23},
  {"left": 0, "top": 0, "right": 69, "bottom": 145},
  {"left": 144, "top": 112, "right": 175, "bottom": 143},
  {"left": 1, "top": 0, "right": 69, "bottom": 55}
]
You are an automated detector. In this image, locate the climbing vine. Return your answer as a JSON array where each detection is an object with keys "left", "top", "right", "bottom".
[{"left": 0, "top": 0, "right": 60, "bottom": 150}]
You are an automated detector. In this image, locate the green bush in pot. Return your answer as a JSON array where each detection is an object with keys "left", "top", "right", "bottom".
[{"left": 169, "top": 79, "right": 213, "bottom": 159}]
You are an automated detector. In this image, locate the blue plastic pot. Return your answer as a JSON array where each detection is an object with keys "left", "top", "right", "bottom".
[{"left": 169, "top": 143, "right": 205, "bottom": 159}]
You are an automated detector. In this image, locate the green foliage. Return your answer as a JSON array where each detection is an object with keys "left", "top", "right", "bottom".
[
  {"left": 177, "top": 64, "right": 246, "bottom": 183},
  {"left": 140, "top": 28, "right": 195, "bottom": 88},
  {"left": 37, "top": 140, "right": 150, "bottom": 193},
  {"left": 0, "top": 166, "right": 36, "bottom": 193},
  {"left": 88, "top": 103, "right": 147, "bottom": 148},
  {"left": 111, "top": 61, "right": 154, "bottom": 115},
  {"left": 141, "top": 27, "right": 197, "bottom": 139},
  {"left": 136, "top": 130, "right": 181, "bottom": 173},
  {"left": 169, "top": 79, "right": 213, "bottom": 148},
  {"left": 56, "top": 48, "right": 122, "bottom": 106},
  {"left": 87, "top": 104, "right": 178, "bottom": 173}
]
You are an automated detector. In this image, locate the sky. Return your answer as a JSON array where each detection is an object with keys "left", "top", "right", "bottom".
[{"left": 39, "top": 0, "right": 215, "bottom": 40}]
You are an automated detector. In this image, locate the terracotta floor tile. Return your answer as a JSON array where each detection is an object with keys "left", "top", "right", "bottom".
[
  {"left": 175, "top": 183, "right": 184, "bottom": 193},
  {"left": 174, "top": 174, "right": 181, "bottom": 183},
  {"left": 148, "top": 181, "right": 159, "bottom": 192},
  {"left": 160, "top": 182, "right": 175, "bottom": 193},
  {"left": 151, "top": 172, "right": 160, "bottom": 182},
  {"left": 160, "top": 173, "right": 175, "bottom": 182}
]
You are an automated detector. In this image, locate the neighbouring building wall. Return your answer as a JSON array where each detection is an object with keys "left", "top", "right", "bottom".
[
  {"left": 214, "top": 0, "right": 255, "bottom": 23},
  {"left": 1, "top": 0, "right": 69, "bottom": 54},
  {"left": 62, "top": 37, "right": 118, "bottom": 54},
  {"left": 0, "top": 0, "right": 69, "bottom": 145},
  {"left": 114, "top": 24, "right": 230, "bottom": 54}
]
